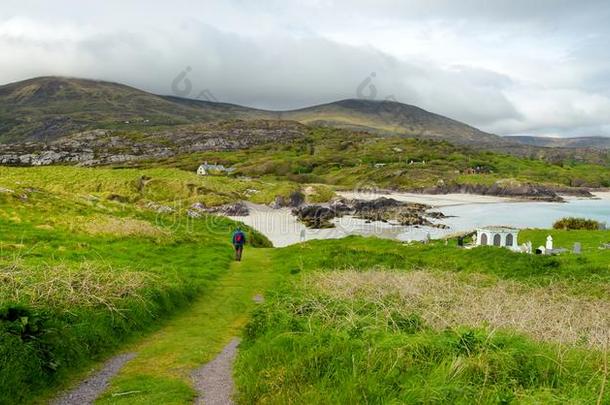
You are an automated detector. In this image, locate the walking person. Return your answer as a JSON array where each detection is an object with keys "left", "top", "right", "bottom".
[{"left": 232, "top": 227, "right": 246, "bottom": 261}]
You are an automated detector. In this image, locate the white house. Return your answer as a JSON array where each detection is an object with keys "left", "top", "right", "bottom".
[
  {"left": 197, "top": 162, "right": 235, "bottom": 176},
  {"left": 475, "top": 227, "right": 520, "bottom": 251}
]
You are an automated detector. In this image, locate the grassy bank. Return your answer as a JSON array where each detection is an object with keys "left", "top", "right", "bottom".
[
  {"left": 235, "top": 236, "right": 610, "bottom": 403},
  {"left": 0, "top": 168, "right": 270, "bottom": 404},
  {"left": 0, "top": 166, "right": 298, "bottom": 207}
]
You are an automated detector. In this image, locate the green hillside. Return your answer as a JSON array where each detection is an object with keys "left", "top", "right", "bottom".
[{"left": 151, "top": 127, "right": 610, "bottom": 190}]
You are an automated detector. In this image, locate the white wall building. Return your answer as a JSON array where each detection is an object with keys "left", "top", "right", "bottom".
[
  {"left": 476, "top": 227, "right": 520, "bottom": 251},
  {"left": 197, "top": 161, "right": 234, "bottom": 176}
]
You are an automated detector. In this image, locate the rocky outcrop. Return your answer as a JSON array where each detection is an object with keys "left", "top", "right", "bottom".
[
  {"left": 269, "top": 191, "right": 306, "bottom": 209},
  {"left": 0, "top": 121, "right": 307, "bottom": 167},
  {"left": 292, "top": 205, "right": 337, "bottom": 228},
  {"left": 293, "top": 197, "right": 448, "bottom": 229},
  {"left": 217, "top": 202, "right": 249, "bottom": 216},
  {"left": 350, "top": 198, "right": 447, "bottom": 227},
  {"left": 188, "top": 201, "right": 250, "bottom": 218},
  {"left": 0, "top": 149, "right": 95, "bottom": 166},
  {"left": 549, "top": 186, "right": 594, "bottom": 198},
  {"left": 417, "top": 181, "right": 566, "bottom": 202},
  {"left": 144, "top": 201, "right": 175, "bottom": 214}
]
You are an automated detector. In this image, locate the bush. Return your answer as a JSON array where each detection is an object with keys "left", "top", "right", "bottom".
[{"left": 553, "top": 217, "right": 601, "bottom": 230}]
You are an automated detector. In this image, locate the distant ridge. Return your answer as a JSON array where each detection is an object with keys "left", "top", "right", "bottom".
[
  {"left": 0, "top": 76, "right": 514, "bottom": 149},
  {"left": 508, "top": 135, "right": 610, "bottom": 149}
]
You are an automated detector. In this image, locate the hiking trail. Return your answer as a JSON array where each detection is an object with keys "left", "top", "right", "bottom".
[{"left": 52, "top": 247, "right": 275, "bottom": 404}]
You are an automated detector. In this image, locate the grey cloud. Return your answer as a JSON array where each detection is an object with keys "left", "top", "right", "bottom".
[{"left": 1, "top": 1, "right": 609, "bottom": 137}]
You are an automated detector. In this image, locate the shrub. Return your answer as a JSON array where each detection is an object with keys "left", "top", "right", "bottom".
[{"left": 553, "top": 217, "right": 601, "bottom": 230}]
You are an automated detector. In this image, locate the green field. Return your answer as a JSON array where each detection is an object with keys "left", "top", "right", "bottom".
[{"left": 1, "top": 165, "right": 610, "bottom": 404}]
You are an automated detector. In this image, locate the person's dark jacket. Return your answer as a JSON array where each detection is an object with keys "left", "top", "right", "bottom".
[{"left": 232, "top": 230, "right": 246, "bottom": 246}]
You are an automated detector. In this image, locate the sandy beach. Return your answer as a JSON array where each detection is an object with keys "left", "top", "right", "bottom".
[
  {"left": 591, "top": 191, "right": 610, "bottom": 200},
  {"left": 227, "top": 192, "right": 610, "bottom": 248},
  {"left": 228, "top": 202, "right": 416, "bottom": 247},
  {"left": 229, "top": 203, "right": 347, "bottom": 247}
]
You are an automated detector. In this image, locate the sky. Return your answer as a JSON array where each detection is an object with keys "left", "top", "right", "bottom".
[{"left": 1, "top": 0, "right": 609, "bottom": 138}]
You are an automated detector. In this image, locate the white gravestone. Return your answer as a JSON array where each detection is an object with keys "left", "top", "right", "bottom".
[{"left": 546, "top": 235, "right": 554, "bottom": 251}]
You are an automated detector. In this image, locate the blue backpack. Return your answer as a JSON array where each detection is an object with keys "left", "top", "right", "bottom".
[{"left": 234, "top": 231, "right": 245, "bottom": 245}]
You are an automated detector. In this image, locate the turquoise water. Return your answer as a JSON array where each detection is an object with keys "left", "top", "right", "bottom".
[
  {"left": 241, "top": 198, "right": 610, "bottom": 245},
  {"left": 440, "top": 198, "right": 610, "bottom": 232},
  {"left": 392, "top": 198, "right": 610, "bottom": 242}
]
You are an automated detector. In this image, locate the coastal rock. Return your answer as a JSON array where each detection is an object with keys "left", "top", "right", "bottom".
[
  {"left": 194, "top": 201, "right": 250, "bottom": 216},
  {"left": 292, "top": 205, "right": 337, "bottom": 228},
  {"left": 549, "top": 187, "right": 594, "bottom": 198},
  {"left": 191, "top": 202, "right": 207, "bottom": 211},
  {"left": 419, "top": 181, "right": 565, "bottom": 202},
  {"left": 269, "top": 191, "right": 305, "bottom": 209},
  {"left": 187, "top": 209, "right": 203, "bottom": 218},
  {"left": 219, "top": 202, "right": 249, "bottom": 216},
  {"left": 293, "top": 197, "right": 448, "bottom": 229},
  {"left": 269, "top": 196, "right": 285, "bottom": 209}
]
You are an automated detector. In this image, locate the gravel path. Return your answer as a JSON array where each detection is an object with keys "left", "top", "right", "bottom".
[
  {"left": 192, "top": 338, "right": 240, "bottom": 405},
  {"left": 51, "top": 352, "right": 137, "bottom": 405}
]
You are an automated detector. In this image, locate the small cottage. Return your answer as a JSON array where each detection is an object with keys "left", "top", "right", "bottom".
[
  {"left": 475, "top": 227, "right": 520, "bottom": 251},
  {"left": 197, "top": 161, "right": 234, "bottom": 176}
]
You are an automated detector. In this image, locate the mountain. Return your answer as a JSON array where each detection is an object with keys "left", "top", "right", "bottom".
[
  {"left": 275, "top": 99, "right": 514, "bottom": 148},
  {"left": 0, "top": 77, "right": 243, "bottom": 143},
  {"left": 169, "top": 96, "right": 515, "bottom": 149},
  {"left": 508, "top": 135, "right": 610, "bottom": 149},
  {"left": 0, "top": 77, "right": 516, "bottom": 149}
]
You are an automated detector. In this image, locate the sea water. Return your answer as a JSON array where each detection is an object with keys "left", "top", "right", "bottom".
[{"left": 230, "top": 198, "right": 610, "bottom": 247}]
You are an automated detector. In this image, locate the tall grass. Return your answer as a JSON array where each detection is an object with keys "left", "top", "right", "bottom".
[
  {"left": 308, "top": 270, "right": 610, "bottom": 348},
  {"left": 0, "top": 261, "right": 152, "bottom": 310},
  {"left": 236, "top": 282, "right": 609, "bottom": 404},
  {"left": 235, "top": 237, "right": 610, "bottom": 403}
]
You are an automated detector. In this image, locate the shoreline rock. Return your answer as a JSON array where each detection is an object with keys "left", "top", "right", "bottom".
[
  {"left": 188, "top": 201, "right": 250, "bottom": 218},
  {"left": 414, "top": 181, "right": 569, "bottom": 202},
  {"left": 293, "top": 197, "right": 449, "bottom": 229}
]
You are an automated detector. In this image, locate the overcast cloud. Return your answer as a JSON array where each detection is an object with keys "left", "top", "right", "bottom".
[{"left": 1, "top": 0, "right": 609, "bottom": 137}]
